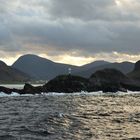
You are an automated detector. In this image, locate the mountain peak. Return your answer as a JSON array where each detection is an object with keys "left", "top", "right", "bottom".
[
  {"left": 17, "top": 54, "right": 48, "bottom": 61},
  {"left": 13, "top": 54, "right": 53, "bottom": 66}
]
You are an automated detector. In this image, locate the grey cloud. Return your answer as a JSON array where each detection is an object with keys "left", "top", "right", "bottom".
[
  {"left": 0, "top": 0, "right": 140, "bottom": 60},
  {"left": 46, "top": 0, "right": 116, "bottom": 21},
  {"left": 45, "top": 0, "right": 140, "bottom": 21},
  {"left": 9, "top": 18, "right": 140, "bottom": 57}
]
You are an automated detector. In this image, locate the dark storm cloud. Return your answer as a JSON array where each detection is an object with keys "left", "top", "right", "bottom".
[
  {"left": 46, "top": 0, "right": 115, "bottom": 20},
  {"left": 46, "top": 0, "right": 140, "bottom": 21},
  {"left": 0, "top": 0, "right": 140, "bottom": 59}
]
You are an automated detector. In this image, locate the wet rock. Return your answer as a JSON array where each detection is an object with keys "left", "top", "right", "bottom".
[
  {"left": 21, "top": 83, "right": 43, "bottom": 94},
  {"left": 0, "top": 86, "right": 12, "bottom": 94}
]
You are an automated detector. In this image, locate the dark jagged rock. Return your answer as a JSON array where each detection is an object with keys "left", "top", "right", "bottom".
[
  {"left": 0, "top": 86, "right": 12, "bottom": 94},
  {"left": 43, "top": 75, "right": 89, "bottom": 93},
  {"left": 23, "top": 83, "right": 36, "bottom": 94},
  {"left": 21, "top": 83, "right": 42, "bottom": 94},
  {"left": 0, "top": 86, "right": 22, "bottom": 94}
]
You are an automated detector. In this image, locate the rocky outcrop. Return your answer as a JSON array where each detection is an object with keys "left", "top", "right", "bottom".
[
  {"left": 43, "top": 75, "right": 89, "bottom": 93},
  {"left": 1, "top": 68, "right": 140, "bottom": 94},
  {"left": 89, "top": 69, "right": 129, "bottom": 92},
  {"left": 20, "top": 83, "right": 43, "bottom": 94}
]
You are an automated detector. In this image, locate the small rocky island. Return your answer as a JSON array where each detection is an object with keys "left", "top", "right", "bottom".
[{"left": 1, "top": 61, "right": 140, "bottom": 94}]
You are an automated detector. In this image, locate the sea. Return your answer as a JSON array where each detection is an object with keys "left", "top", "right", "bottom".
[{"left": 0, "top": 84, "right": 140, "bottom": 140}]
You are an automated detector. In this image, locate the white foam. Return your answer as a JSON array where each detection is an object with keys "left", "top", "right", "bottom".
[
  {"left": 41, "top": 91, "right": 104, "bottom": 96},
  {"left": 0, "top": 92, "right": 20, "bottom": 97},
  {"left": 41, "top": 91, "right": 118, "bottom": 96},
  {"left": 42, "top": 90, "right": 140, "bottom": 96},
  {"left": 0, "top": 90, "right": 139, "bottom": 97}
]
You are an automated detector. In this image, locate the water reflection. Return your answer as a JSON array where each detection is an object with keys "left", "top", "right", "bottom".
[{"left": 0, "top": 95, "right": 139, "bottom": 139}]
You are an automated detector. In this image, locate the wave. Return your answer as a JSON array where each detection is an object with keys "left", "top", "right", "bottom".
[{"left": 0, "top": 90, "right": 139, "bottom": 97}]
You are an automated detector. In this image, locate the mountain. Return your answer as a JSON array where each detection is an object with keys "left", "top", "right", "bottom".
[
  {"left": 128, "top": 60, "right": 140, "bottom": 80},
  {"left": 0, "top": 60, "right": 30, "bottom": 82},
  {"left": 12, "top": 55, "right": 111, "bottom": 80},
  {"left": 75, "top": 62, "right": 134, "bottom": 78},
  {"left": 12, "top": 54, "right": 80, "bottom": 80},
  {"left": 12, "top": 54, "right": 135, "bottom": 80},
  {"left": 80, "top": 60, "right": 110, "bottom": 71}
]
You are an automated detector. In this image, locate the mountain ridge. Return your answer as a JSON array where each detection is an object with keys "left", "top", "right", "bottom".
[{"left": 12, "top": 54, "right": 135, "bottom": 80}]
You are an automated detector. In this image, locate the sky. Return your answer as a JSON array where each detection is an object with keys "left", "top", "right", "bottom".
[{"left": 0, "top": 0, "right": 140, "bottom": 66}]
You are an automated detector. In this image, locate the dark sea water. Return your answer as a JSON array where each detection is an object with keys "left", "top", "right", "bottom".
[{"left": 0, "top": 93, "right": 140, "bottom": 140}]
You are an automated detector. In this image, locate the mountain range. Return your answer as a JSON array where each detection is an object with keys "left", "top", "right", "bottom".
[
  {"left": 0, "top": 54, "right": 139, "bottom": 82},
  {"left": 12, "top": 54, "right": 135, "bottom": 80}
]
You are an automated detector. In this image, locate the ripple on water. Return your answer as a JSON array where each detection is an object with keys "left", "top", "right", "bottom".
[{"left": 0, "top": 94, "right": 139, "bottom": 139}]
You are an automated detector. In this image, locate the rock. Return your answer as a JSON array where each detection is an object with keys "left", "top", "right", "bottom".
[
  {"left": 43, "top": 75, "right": 89, "bottom": 93},
  {"left": 1, "top": 68, "right": 140, "bottom": 95},
  {"left": 89, "top": 69, "right": 129, "bottom": 92},
  {"left": 21, "top": 83, "right": 42, "bottom": 94},
  {"left": 0, "top": 86, "right": 12, "bottom": 94}
]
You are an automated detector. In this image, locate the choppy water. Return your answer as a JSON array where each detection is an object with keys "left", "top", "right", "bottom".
[{"left": 0, "top": 92, "right": 140, "bottom": 140}]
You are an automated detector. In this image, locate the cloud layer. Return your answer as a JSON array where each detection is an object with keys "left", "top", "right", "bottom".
[{"left": 0, "top": 0, "right": 140, "bottom": 65}]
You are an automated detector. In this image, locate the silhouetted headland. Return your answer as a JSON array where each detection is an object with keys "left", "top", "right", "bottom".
[{"left": 1, "top": 65, "right": 140, "bottom": 94}]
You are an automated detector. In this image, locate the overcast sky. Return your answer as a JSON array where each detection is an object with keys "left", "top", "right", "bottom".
[{"left": 0, "top": 0, "right": 140, "bottom": 65}]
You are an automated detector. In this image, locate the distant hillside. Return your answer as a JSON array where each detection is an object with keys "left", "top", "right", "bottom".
[
  {"left": 128, "top": 60, "right": 140, "bottom": 80},
  {"left": 0, "top": 60, "right": 30, "bottom": 82},
  {"left": 12, "top": 54, "right": 111, "bottom": 80},
  {"left": 75, "top": 62, "right": 134, "bottom": 78},
  {"left": 12, "top": 54, "right": 80, "bottom": 80},
  {"left": 12, "top": 54, "right": 135, "bottom": 80},
  {"left": 80, "top": 60, "right": 110, "bottom": 71}
]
